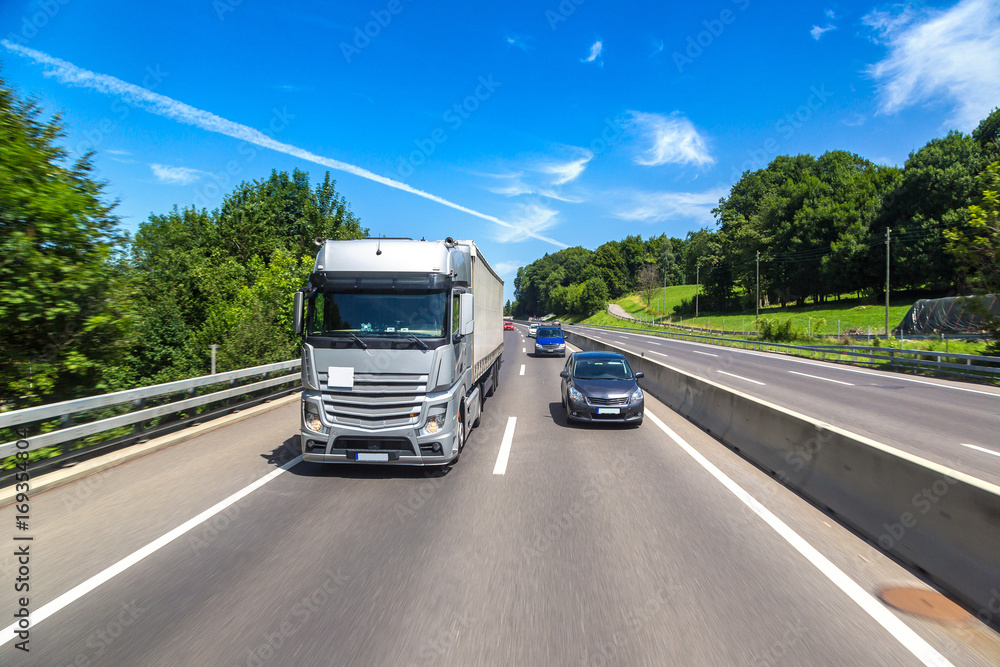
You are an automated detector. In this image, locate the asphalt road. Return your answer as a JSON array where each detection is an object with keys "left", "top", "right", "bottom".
[
  {"left": 1, "top": 324, "right": 998, "bottom": 666},
  {"left": 564, "top": 324, "right": 1000, "bottom": 487}
]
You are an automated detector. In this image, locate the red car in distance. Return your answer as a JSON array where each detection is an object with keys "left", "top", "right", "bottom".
[{"left": 504, "top": 321, "right": 515, "bottom": 331}]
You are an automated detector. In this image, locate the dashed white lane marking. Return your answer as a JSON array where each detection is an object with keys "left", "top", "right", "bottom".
[
  {"left": 962, "top": 443, "right": 1000, "bottom": 458},
  {"left": 718, "top": 370, "right": 765, "bottom": 386},
  {"left": 493, "top": 416, "right": 517, "bottom": 475},
  {"left": 648, "top": 341, "right": 662, "bottom": 345},
  {"left": 649, "top": 351, "right": 669, "bottom": 357},
  {"left": 522, "top": 347, "right": 526, "bottom": 353},
  {"left": 519, "top": 364, "right": 525, "bottom": 376},
  {"left": 645, "top": 411, "right": 953, "bottom": 667},
  {"left": 0, "top": 455, "right": 304, "bottom": 647},
  {"left": 789, "top": 370, "right": 855, "bottom": 386},
  {"left": 692, "top": 350, "right": 718, "bottom": 357}
]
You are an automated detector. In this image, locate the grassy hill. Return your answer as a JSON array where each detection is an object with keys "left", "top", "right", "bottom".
[{"left": 560, "top": 285, "right": 980, "bottom": 342}]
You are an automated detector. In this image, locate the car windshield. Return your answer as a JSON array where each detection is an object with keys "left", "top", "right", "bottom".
[
  {"left": 537, "top": 328, "right": 562, "bottom": 338},
  {"left": 573, "top": 358, "right": 633, "bottom": 380}
]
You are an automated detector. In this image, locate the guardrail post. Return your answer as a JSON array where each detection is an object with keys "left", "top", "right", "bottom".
[
  {"left": 132, "top": 398, "right": 145, "bottom": 436},
  {"left": 60, "top": 413, "right": 73, "bottom": 456}
]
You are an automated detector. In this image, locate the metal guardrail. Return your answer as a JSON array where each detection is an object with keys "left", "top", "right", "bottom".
[
  {"left": 0, "top": 360, "right": 301, "bottom": 460},
  {"left": 573, "top": 322, "right": 1000, "bottom": 383}
]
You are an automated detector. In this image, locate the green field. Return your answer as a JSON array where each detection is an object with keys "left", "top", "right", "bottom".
[{"left": 562, "top": 285, "right": 990, "bottom": 355}]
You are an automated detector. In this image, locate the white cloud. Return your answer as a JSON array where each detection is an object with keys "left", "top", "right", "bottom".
[
  {"left": 494, "top": 202, "right": 561, "bottom": 244},
  {"left": 492, "top": 260, "right": 523, "bottom": 277},
  {"left": 1, "top": 40, "right": 567, "bottom": 249},
  {"left": 825, "top": 9, "right": 837, "bottom": 19},
  {"left": 628, "top": 111, "right": 714, "bottom": 167},
  {"left": 539, "top": 152, "right": 593, "bottom": 185},
  {"left": 810, "top": 24, "right": 836, "bottom": 40},
  {"left": 582, "top": 40, "right": 603, "bottom": 64},
  {"left": 150, "top": 163, "right": 208, "bottom": 185},
  {"left": 506, "top": 35, "right": 532, "bottom": 52},
  {"left": 866, "top": 0, "right": 1000, "bottom": 129},
  {"left": 105, "top": 149, "right": 131, "bottom": 156},
  {"left": 612, "top": 187, "right": 729, "bottom": 225}
]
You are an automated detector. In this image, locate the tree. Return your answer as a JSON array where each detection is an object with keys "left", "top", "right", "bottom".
[
  {"left": 579, "top": 276, "right": 609, "bottom": 314},
  {"left": 637, "top": 264, "right": 661, "bottom": 306},
  {"left": 0, "top": 77, "right": 127, "bottom": 406},
  {"left": 946, "top": 162, "right": 1000, "bottom": 350}
]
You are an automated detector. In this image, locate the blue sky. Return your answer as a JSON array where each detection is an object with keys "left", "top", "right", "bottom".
[{"left": 2, "top": 0, "right": 999, "bottom": 303}]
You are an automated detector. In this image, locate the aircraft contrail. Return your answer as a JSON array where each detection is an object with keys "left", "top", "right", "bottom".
[{"left": 2, "top": 40, "right": 567, "bottom": 248}]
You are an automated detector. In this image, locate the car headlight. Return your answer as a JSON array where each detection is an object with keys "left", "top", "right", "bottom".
[
  {"left": 304, "top": 407, "right": 328, "bottom": 434},
  {"left": 568, "top": 387, "right": 584, "bottom": 403},
  {"left": 630, "top": 386, "right": 643, "bottom": 403}
]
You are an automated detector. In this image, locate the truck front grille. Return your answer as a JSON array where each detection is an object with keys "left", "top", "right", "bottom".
[{"left": 319, "top": 371, "right": 428, "bottom": 428}]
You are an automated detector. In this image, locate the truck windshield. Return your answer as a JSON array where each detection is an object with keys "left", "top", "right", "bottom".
[{"left": 308, "top": 290, "right": 448, "bottom": 338}]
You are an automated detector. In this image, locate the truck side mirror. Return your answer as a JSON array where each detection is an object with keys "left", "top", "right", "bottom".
[
  {"left": 293, "top": 291, "right": 305, "bottom": 334},
  {"left": 459, "top": 293, "right": 475, "bottom": 336}
]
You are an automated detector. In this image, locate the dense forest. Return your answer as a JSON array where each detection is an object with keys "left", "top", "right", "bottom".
[
  {"left": 513, "top": 109, "right": 1000, "bottom": 322},
  {"left": 0, "top": 77, "right": 366, "bottom": 410}
]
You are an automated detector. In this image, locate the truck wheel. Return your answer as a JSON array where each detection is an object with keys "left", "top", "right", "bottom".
[{"left": 486, "top": 367, "right": 496, "bottom": 397}]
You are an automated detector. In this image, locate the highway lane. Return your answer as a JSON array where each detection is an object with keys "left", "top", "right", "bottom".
[
  {"left": 2, "top": 324, "right": 998, "bottom": 665},
  {"left": 566, "top": 324, "right": 1000, "bottom": 486}
]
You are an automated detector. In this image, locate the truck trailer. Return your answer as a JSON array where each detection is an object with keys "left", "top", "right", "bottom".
[{"left": 293, "top": 237, "right": 503, "bottom": 465}]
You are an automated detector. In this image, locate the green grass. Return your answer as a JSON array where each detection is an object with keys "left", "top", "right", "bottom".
[{"left": 562, "top": 285, "right": 992, "bottom": 356}]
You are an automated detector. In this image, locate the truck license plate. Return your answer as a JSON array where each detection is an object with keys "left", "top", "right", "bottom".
[
  {"left": 596, "top": 408, "right": 620, "bottom": 414},
  {"left": 356, "top": 452, "right": 389, "bottom": 462}
]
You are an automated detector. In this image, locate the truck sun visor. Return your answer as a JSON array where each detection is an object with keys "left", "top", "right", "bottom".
[{"left": 309, "top": 272, "right": 451, "bottom": 290}]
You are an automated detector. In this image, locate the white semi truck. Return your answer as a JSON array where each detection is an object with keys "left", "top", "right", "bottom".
[{"left": 292, "top": 237, "right": 503, "bottom": 465}]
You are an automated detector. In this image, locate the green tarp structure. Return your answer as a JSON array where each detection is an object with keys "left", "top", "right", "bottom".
[{"left": 893, "top": 295, "right": 999, "bottom": 335}]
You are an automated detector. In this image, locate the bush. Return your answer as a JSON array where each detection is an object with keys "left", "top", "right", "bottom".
[{"left": 757, "top": 318, "right": 798, "bottom": 342}]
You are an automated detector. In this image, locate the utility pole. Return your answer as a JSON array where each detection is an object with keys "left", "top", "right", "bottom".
[
  {"left": 695, "top": 264, "right": 700, "bottom": 319},
  {"left": 755, "top": 251, "right": 760, "bottom": 329},
  {"left": 885, "top": 228, "right": 891, "bottom": 338}
]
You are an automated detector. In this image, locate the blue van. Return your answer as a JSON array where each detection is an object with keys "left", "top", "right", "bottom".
[{"left": 534, "top": 326, "right": 566, "bottom": 357}]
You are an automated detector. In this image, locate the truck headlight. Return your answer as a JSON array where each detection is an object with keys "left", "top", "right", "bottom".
[
  {"left": 304, "top": 407, "right": 328, "bottom": 434},
  {"left": 420, "top": 409, "right": 447, "bottom": 436}
]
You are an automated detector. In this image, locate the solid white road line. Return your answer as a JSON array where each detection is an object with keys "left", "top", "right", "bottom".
[
  {"left": 692, "top": 350, "right": 719, "bottom": 357},
  {"left": 962, "top": 443, "right": 1000, "bottom": 458},
  {"left": 789, "top": 370, "right": 855, "bottom": 386},
  {"left": 718, "top": 370, "right": 765, "bottom": 386},
  {"left": 645, "top": 411, "right": 953, "bottom": 667},
  {"left": 519, "top": 364, "right": 525, "bottom": 376},
  {"left": 0, "top": 455, "right": 304, "bottom": 647},
  {"left": 493, "top": 416, "right": 517, "bottom": 475}
]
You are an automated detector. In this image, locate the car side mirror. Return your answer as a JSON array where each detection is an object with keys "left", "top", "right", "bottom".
[
  {"left": 635, "top": 372, "right": 644, "bottom": 379},
  {"left": 559, "top": 370, "right": 570, "bottom": 379}
]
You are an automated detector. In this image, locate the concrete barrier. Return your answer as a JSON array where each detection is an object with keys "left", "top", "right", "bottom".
[{"left": 566, "top": 329, "right": 1000, "bottom": 617}]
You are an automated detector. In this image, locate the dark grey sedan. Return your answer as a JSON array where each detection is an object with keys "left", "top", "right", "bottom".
[{"left": 559, "top": 351, "right": 644, "bottom": 426}]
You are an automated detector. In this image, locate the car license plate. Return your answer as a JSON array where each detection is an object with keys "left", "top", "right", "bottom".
[
  {"left": 356, "top": 452, "right": 389, "bottom": 462},
  {"left": 596, "top": 408, "right": 620, "bottom": 414}
]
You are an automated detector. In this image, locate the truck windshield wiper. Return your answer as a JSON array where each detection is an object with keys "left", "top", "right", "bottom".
[{"left": 400, "top": 332, "right": 428, "bottom": 349}]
